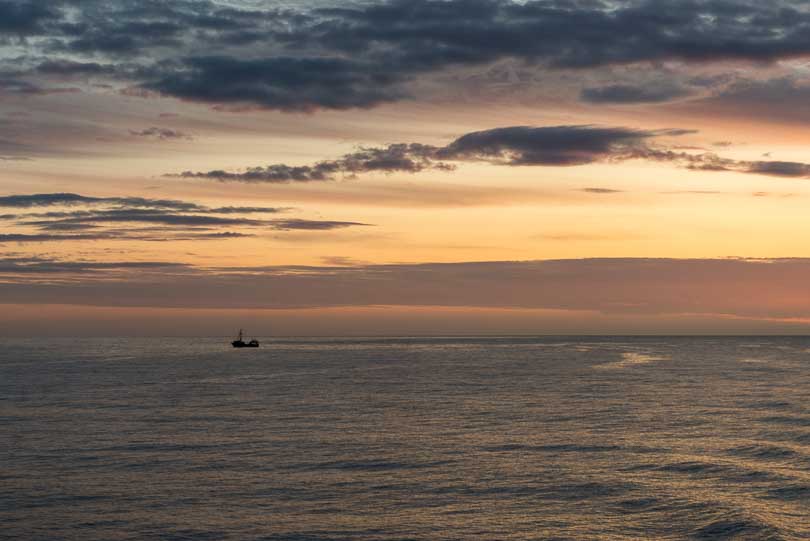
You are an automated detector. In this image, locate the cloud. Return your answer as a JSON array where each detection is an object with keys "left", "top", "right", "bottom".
[
  {"left": 14, "top": 209, "right": 370, "bottom": 232},
  {"left": 129, "top": 127, "right": 193, "bottom": 140},
  {"left": 269, "top": 219, "right": 371, "bottom": 231},
  {"left": 0, "top": 193, "right": 100, "bottom": 207},
  {"left": 6, "top": 257, "right": 810, "bottom": 322},
  {"left": 35, "top": 221, "right": 99, "bottom": 231},
  {"left": 171, "top": 121, "right": 810, "bottom": 184},
  {"left": 56, "top": 18, "right": 184, "bottom": 56},
  {"left": 143, "top": 55, "right": 406, "bottom": 112},
  {"left": 580, "top": 188, "right": 623, "bottom": 194},
  {"left": 174, "top": 143, "right": 452, "bottom": 182},
  {"left": 0, "top": 233, "right": 109, "bottom": 242},
  {"left": 7, "top": 1, "right": 810, "bottom": 112},
  {"left": 681, "top": 77, "right": 810, "bottom": 125},
  {"left": 0, "top": 192, "right": 369, "bottom": 242},
  {"left": 0, "top": 193, "right": 282, "bottom": 213},
  {"left": 0, "top": 1, "right": 60, "bottom": 35},
  {"left": 299, "top": 0, "right": 810, "bottom": 68},
  {"left": 208, "top": 206, "right": 290, "bottom": 214},
  {"left": 19, "top": 209, "right": 267, "bottom": 227},
  {"left": 0, "top": 231, "right": 255, "bottom": 243},
  {"left": 580, "top": 83, "right": 693, "bottom": 104},
  {"left": 171, "top": 125, "right": 690, "bottom": 182},
  {"left": 638, "top": 149, "right": 810, "bottom": 179},
  {"left": 439, "top": 125, "right": 659, "bottom": 165},
  {"left": 35, "top": 60, "right": 117, "bottom": 77},
  {"left": 746, "top": 161, "right": 810, "bottom": 177},
  {"left": 0, "top": 77, "right": 81, "bottom": 96}
]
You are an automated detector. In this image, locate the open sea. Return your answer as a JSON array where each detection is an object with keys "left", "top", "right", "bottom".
[{"left": 4, "top": 336, "right": 810, "bottom": 540}]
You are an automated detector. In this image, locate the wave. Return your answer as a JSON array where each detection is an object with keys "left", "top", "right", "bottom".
[
  {"left": 630, "top": 458, "right": 785, "bottom": 483},
  {"left": 655, "top": 460, "right": 736, "bottom": 476},
  {"left": 481, "top": 443, "right": 623, "bottom": 453},
  {"left": 767, "top": 484, "right": 810, "bottom": 501},
  {"left": 596, "top": 352, "right": 670, "bottom": 369},
  {"left": 759, "top": 415, "right": 810, "bottom": 427},
  {"left": 472, "top": 480, "right": 635, "bottom": 501},
  {"left": 693, "top": 518, "right": 783, "bottom": 540},
  {"left": 742, "top": 400, "right": 793, "bottom": 411},
  {"left": 297, "top": 459, "right": 453, "bottom": 472},
  {"left": 726, "top": 444, "right": 799, "bottom": 460}
]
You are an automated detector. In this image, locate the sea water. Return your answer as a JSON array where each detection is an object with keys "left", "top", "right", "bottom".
[{"left": 3, "top": 336, "right": 810, "bottom": 540}]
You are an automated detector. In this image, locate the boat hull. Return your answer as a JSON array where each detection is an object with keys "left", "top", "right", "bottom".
[{"left": 232, "top": 340, "right": 259, "bottom": 348}]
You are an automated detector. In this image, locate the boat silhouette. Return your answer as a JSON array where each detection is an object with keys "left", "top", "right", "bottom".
[{"left": 232, "top": 329, "right": 259, "bottom": 348}]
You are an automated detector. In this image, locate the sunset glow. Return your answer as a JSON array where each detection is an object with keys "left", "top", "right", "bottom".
[{"left": 4, "top": 0, "right": 810, "bottom": 334}]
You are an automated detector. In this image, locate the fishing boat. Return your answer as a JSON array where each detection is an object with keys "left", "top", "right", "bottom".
[{"left": 232, "top": 329, "right": 259, "bottom": 348}]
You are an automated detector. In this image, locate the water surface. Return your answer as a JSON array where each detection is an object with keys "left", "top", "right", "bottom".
[{"left": 3, "top": 336, "right": 810, "bottom": 539}]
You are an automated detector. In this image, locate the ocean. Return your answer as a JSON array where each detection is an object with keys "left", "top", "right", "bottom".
[{"left": 3, "top": 336, "right": 810, "bottom": 540}]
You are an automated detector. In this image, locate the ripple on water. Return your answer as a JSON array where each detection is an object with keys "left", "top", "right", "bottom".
[
  {"left": 5, "top": 336, "right": 810, "bottom": 539},
  {"left": 767, "top": 484, "right": 810, "bottom": 502},
  {"left": 759, "top": 415, "right": 810, "bottom": 427},
  {"left": 693, "top": 517, "right": 783, "bottom": 541},
  {"left": 726, "top": 444, "right": 799, "bottom": 460}
]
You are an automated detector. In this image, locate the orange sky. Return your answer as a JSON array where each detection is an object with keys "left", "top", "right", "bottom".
[{"left": 4, "top": 1, "right": 810, "bottom": 334}]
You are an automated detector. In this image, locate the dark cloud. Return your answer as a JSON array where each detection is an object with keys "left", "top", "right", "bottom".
[
  {"left": 580, "top": 83, "right": 693, "bottom": 104},
  {"left": 0, "top": 192, "right": 368, "bottom": 241},
  {"left": 171, "top": 121, "right": 810, "bottom": 183},
  {"left": 638, "top": 149, "right": 810, "bottom": 179},
  {"left": 15, "top": 209, "right": 368, "bottom": 231},
  {"left": 298, "top": 0, "right": 810, "bottom": 69},
  {"left": 0, "top": 231, "right": 253, "bottom": 243},
  {"left": 57, "top": 19, "right": 184, "bottom": 56},
  {"left": 0, "top": 1, "right": 60, "bottom": 35},
  {"left": 438, "top": 125, "right": 656, "bottom": 166},
  {"left": 143, "top": 56, "right": 406, "bottom": 112},
  {"left": 0, "top": 193, "right": 283, "bottom": 213},
  {"left": 0, "top": 233, "right": 106, "bottom": 242},
  {"left": 188, "top": 231, "right": 253, "bottom": 239},
  {"left": 581, "top": 187, "right": 623, "bottom": 194},
  {"left": 7, "top": 1, "right": 810, "bottom": 112},
  {"left": 36, "top": 60, "right": 116, "bottom": 77},
  {"left": 746, "top": 161, "right": 810, "bottom": 177},
  {"left": 270, "top": 219, "right": 371, "bottom": 231},
  {"left": 0, "top": 193, "right": 99, "bottom": 207},
  {"left": 178, "top": 165, "right": 337, "bottom": 183},
  {"left": 36, "top": 222, "right": 100, "bottom": 231},
  {"left": 175, "top": 143, "right": 451, "bottom": 182},
  {"left": 129, "top": 127, "right": 193, "bottom": 140},
  {"left": 209, "top": 206, "right": 288, "bottom": 214},
  {"left": 19, "top": 209, "right": 267, "bottom": 227},
  {"left": 174, "top": 125, "right": 679, "bottom": 182}
]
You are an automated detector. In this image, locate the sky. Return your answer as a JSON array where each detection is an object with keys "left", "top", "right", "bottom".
[{"left": 4, "top": 0, "right": 810, "bottom": 335}]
